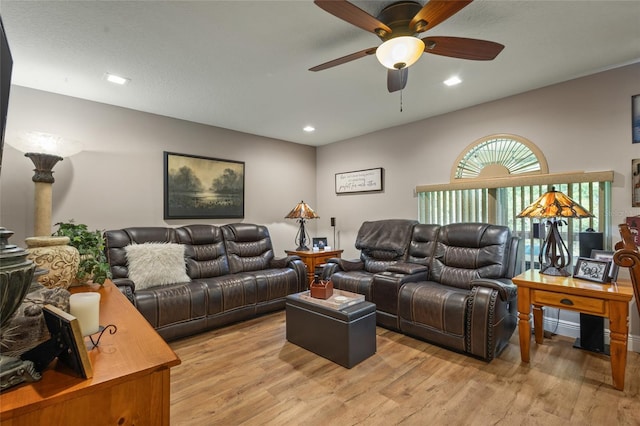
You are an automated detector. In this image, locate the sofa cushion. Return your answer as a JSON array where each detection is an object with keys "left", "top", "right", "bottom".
[
  {"left": 125, "top": 243, "right": 190, "bottom": 290},
  {"left": 176, "top": 225, "right": 230, "bottom": 278},
  {"left": 222, "top": 223, "right": 275, "bottom": 273}
]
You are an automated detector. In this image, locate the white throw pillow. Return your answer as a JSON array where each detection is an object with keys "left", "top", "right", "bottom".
[{"left": 125, "top": 243, "right": 190, "bottom": 290}]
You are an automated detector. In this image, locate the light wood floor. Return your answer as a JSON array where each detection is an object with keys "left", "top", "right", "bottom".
[{"left": 169, "top": 311, "right": 640, "bottom": 425}]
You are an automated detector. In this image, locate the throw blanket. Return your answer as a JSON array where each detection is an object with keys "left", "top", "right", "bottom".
[{"left": 355, "top": 219, "right": 417, "bottom": 256}]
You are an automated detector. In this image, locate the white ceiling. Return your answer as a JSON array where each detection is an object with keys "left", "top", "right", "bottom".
[{"left": 1, "top": 1, "right": 639, "bottom": 146}]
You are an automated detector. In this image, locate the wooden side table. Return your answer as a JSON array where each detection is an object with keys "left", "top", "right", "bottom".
[
  {"left": 512, "top": 269, "right": 634, "bottom": 390},
  {"left": 285, "top": 248, "right": 344, "bottom": 286},
  {"left": 0, "top": 281, "right": 181, "bottom": 425}
]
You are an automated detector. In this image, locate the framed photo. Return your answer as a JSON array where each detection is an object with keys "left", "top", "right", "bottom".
[
  {"left": 312, "top": 237, "right": 328, "bottom": 249},
  {"left": 164, "top": 152, "right": 244, "bottom": 219},
  {"left": 42, "top": 304, "right": 93, "bottom": 378},
  {"left": 573, "top": 257, "right": 612, "bottom": 283},
  {"left": 590, "top": 250, "right": 619, "bottom": 282},
  {"left": 633, "top": 94, "right": 640, "bottom": 144},
  {"left": 335, "top": 167, "right": 383, "bottom": 194}
]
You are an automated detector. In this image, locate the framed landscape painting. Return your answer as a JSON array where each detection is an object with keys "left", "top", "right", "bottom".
[{"left": 164, "top": 151, "right": 244, "bottom": 219}]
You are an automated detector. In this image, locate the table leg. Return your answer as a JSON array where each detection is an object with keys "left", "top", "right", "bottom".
[
  {"left": 608, "top": 300, "right": 629, "bottom": 391},
  {"left": 516, "top": 288, "right": 532, "bottom": 363},
  {"left": 533, "top": 305, "right": 544, "bottom": 344}
]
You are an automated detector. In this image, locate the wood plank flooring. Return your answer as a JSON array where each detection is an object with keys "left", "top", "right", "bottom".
[{"left": 169, "top": 311, "right": 640, "bottom": 425}]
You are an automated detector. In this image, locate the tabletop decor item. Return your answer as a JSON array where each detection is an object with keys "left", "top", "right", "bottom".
[
  {"left": 573, "top": 257, "right": 612, "bottom": 283},
  {"left": 310, "top": 277, "right": 333, "bottom": 299},
  {"left": 24, "top": 235, "right": 79, "bottom": 289},
  {"left": 517, "top": 186, "right": 593, "bottom": 276},
  {"left": 285, "top": 200, "right": 319, "bottom": 250},
  {"left": 52, "top": 220, "right": 111, "bottom": 285},
  {"left": 0, "top": 228, "right": 41, "bottom": 392}
]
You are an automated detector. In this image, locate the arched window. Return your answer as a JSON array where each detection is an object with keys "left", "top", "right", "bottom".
[
  {"left": 416, "top": 134, "right": 613, "bottom": 270},
  {"left": 452, "top": 134, "right": 548, "bottom": 180}
]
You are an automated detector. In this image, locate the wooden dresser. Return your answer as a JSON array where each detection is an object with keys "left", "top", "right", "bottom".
[{"left": 0, "top": 281, "right": 181, "bottom": 425}]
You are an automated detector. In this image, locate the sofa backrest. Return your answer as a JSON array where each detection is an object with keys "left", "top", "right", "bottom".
[
  {"left": 175, "top": 225, "right": 230, "bottom": 278},
  {"left": 355, "top": 219, "right": 418, "bottom": 273},
  {"left": 430, "top": 223, "right": 514, "bottom": 290},
  {"left": 222, "top": 223, "right": 274, "bottom": 273},
  {"left": 406, "top": 224, "right": 441, "bottom": 266},
  {"left": 104, "top": 227, "right": 178, "bottom": 280}
]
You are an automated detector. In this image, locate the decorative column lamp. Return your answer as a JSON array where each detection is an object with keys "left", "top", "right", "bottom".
[
  {"left": 8, "top": 132, "right": 83, "bottom": 289},
  {"left": 9, "top": 131, "right": 82, "bottom": 237},
  {"left": 517, "top": 186, "right": 594, "bottom": 276},
  {"left": 285, "top": 200, "right": 319, "bottom": 251}
]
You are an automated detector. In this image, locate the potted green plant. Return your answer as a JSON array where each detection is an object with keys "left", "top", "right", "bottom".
[{"left": 52, "top": 220, "right": 111, "bottom": 285}]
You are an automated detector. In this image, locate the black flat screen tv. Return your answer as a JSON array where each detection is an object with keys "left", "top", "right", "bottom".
[{"left": 0, "top": 15, "right": 14, "bottom": 176}]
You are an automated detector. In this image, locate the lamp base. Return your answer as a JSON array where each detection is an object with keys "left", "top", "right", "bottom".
[
  {"left": 296, "top": 245, "right": 309, "bottom": 251},
  {"left": 539, "top": 264, "right": 570, "bottom": 276}
]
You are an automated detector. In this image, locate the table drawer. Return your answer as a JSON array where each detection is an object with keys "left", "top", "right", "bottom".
[
  {"left": 532, "top": 290, "right": 606, "bottom": 315},
  {"left": 314, "top": 254, "right": 336, "bottom": 266}
]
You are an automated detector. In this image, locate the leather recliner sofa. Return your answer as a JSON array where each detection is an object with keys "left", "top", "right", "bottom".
[
  {"left": 104, "top": 223, "right": 306, "bottom": 341},
  {"left": 323, "top": 220, "right": 520, "bottom": 361}
]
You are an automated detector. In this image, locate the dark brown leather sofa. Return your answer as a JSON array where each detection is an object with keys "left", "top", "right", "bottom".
[
  {"left": 323, "top": 220, "right": 520, "bottom": 361},
  {"left": 104, "top": 223, "right": 306, "bottom": 341}
]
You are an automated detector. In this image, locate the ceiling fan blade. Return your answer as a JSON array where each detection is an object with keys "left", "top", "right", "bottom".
[
  {"left": 422, "top": 36, "right": 504, "bottom": 60},
  {"left": 309, "top": 47, "right": 377, "bottom": 72},
  {"left": 387, "top": 68, "right": 408, "bottom": 93},
  {"left": 410, "top": 0, "right": 473, "bottom": 33},
  {"left": 314, "top": 0, "right": 392, "bottom": 36}
]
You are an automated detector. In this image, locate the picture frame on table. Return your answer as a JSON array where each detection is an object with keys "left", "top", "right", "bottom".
[
  {"left": 312, "top": 237, "right": 328, "bottom": 249},
  {"left": 43, "top": 304, "right": 93, "bottom": 378},
  {"left": 590, "top": 249, "right": 619, "bottom": 282},
  {"left": 573, "top": 257, "right": 612, "bottom": 283},
  {"left": 164, "top": 151, "right": 244, "bottom": 219}
]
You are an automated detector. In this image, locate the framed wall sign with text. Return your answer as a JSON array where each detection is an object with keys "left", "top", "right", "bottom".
[{"left": 335, "top": 168, "right": 383, "bottom": 194}]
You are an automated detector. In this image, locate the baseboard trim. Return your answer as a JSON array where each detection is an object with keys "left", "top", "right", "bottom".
[{"left": 541, "top": 315, "right": 640, "bottom": 352}]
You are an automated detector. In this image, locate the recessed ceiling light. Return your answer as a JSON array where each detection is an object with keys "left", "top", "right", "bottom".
[
  {"left": 444, "top": 76, "right": 462, "bottom": 86},
  {"left": 303, "top": 125, "right": 315, "bottom": 133},
  {"left": 105, "top": 73, "right": 130, "bottom": 85}
]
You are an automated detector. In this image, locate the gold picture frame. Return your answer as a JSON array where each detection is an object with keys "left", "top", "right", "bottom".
[{"left": 42, "top": 304, "right": 93, "bottom": 379}]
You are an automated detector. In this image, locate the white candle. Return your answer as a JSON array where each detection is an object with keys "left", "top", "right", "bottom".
[{"left": 70, "top": 292, "right": 101, "bottom": 336}]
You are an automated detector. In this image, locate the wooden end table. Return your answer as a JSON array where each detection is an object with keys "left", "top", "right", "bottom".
[
  {"left": 512, "top": 269, "right": 634, "bottom": 390},
  {"left": 0, "top": 281, "right": 181, "bottom": 425},
  {"left": 285, "top": 248, "right": 343, "bottom": 286}
]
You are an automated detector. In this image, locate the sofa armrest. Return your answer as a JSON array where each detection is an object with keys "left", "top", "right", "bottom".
[
  {"left": 270, "top": 255, "right": 300, "bottom": 268},
  {"left": 386, "top": 262, "right": 428, "bottom": 275},
  {"left": 471, "top": 278, "right": 517, "bottom": 301},
  {"left": 270, "top": 255, "right": 307, "bottom": 291},
  {"left": 325, "top": 258, "right": 364, "bottom": 272},
  {"left": 112, "top": 278, "right": 136, "bottom": 305}
]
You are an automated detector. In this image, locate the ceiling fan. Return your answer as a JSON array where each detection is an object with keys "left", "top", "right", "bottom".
[{"left": 309, "top": 0, "right": 504, "bottom": 93}]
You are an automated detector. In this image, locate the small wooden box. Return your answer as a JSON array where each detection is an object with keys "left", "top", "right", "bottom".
[{"left": 310, "top": 280, "right": 333, "bottom": 299}]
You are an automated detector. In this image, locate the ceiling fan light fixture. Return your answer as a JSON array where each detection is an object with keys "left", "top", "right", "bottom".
[{"left": 376, "top": 36, "right": 425, "bottom": 70}]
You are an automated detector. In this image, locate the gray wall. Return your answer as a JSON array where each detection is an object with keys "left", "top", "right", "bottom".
[
  {"left": 0, "top": 86, "right": 317, "bottom": 254},
  {"left": 316, "top": 62, "right": 640, "bottom": 345}
]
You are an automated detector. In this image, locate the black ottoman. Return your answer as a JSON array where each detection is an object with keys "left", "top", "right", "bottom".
[{"left": 285, "top": 291, "right": 376, "bottom": 368}]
